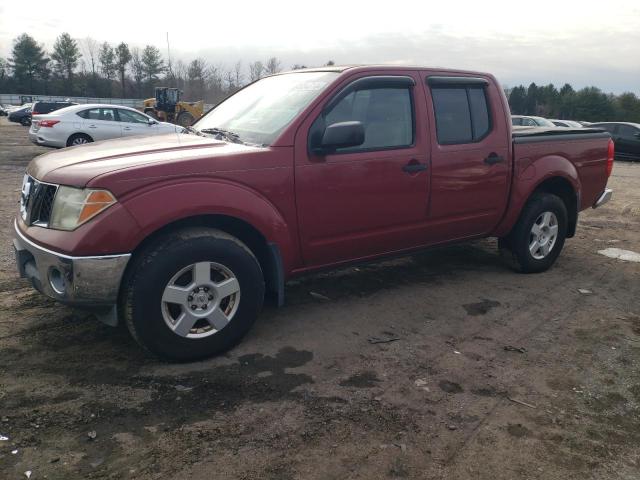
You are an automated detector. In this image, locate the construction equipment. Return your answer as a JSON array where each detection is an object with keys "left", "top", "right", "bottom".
[{"left": 142, "top": 87, "right": 204, "bottom": 127}]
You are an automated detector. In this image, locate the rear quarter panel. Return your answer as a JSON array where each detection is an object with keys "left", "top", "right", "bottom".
[{"left": 493, "top": 135, "right": 609, "bottom": 237}]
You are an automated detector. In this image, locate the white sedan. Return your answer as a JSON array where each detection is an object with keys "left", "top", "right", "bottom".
[{"left": 29, "top": 104, "right": 183, "bottom": 148}]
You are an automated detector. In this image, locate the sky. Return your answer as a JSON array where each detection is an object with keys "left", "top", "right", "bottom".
[{"left": 1, "top": 0, "right": 639, "bottom": 93}]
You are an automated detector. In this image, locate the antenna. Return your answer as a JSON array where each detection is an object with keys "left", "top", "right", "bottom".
[{"left": 166, "top": 32, "right": 174, "bottom": 82}]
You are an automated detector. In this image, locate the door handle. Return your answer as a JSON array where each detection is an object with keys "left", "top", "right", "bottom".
[
  {"left": 402, "top": 162, "right": 428, "bottom": 174},
  {"left": 88, "top": 124, "right": 97, "bottom": 129},
  {"left": 123, "top": 127, "right": 132, "bottom": 131},
  {"left": 484, "top": 153, "right": 505, "bottom": 165}
]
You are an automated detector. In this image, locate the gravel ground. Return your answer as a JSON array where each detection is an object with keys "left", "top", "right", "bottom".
[{"left": 0, "top": 117, "right": 639, "bottom": 480}]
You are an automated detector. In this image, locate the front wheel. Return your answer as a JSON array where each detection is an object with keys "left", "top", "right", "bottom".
[
  {"left": 176, "top": 112, "right": 195, "bottom": 127},
  {"left": 499, "top": 193, "right": 568, "bottom": 273},
  {"left": 120, "top": 228, "right": 265, "bottom": 361}
]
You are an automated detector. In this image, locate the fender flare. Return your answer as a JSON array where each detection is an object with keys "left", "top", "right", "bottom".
[
  {"left": 493, "top": 155, "right": 580, "bottom": 238},
  {"left": 120, "top": 178, "right": 297, "bottom": 273}
]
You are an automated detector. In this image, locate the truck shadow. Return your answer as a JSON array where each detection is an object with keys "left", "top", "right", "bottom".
[{"left": 281, "top": 239, "right": 503, "bottom": 307}]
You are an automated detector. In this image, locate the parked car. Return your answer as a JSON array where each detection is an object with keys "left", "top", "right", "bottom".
[
  {"left": 31, "top": 100, "right": 77, "bottom": 116},
  {"left": 14, "top": 65, "right": 614, "bottom": 361},
  {"left": 8, "top": 104, "right": 33, "bottom": 126},
  {"left": 550, "top": 119, "right": 584, "bottom": 128},
  {"left": 29, "top": 104, "right": 183, "bottom": 148},
  {"left": 511, "top": 115, "right": 557, "bottom": 127},
  {"left": 0, "top": 105, "right": 8, "bottom": 117},
  {"left": 590, "top": 122, "right": 640, "bottom": 160}
]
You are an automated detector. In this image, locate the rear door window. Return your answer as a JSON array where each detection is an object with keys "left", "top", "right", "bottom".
[
  {"left": 616, "top": 124, "right": 639, "bottom": 138},
  {"left": 431, "top": 86, "right": 491, "bottom": 144},
  {"left": 78, "top": 108, "right": 117, "bottom": 121}
]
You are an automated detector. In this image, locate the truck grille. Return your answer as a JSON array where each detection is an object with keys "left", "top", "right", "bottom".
[{"left": 20, "top": 175, "right": 58, "bottom": 227}]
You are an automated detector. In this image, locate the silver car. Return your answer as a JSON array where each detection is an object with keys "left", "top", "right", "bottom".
[
  {"left": 511, "top": 115, "right": 557, "bottom": 127},
  {"left": 29, "top": 104, "right": 182, "bottom": 148}
]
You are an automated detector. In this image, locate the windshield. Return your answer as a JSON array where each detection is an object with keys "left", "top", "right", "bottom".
[{"left": 195, "top": 71, "right": 339, "bottom": 146}]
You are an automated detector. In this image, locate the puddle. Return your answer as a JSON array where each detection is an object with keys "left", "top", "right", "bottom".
[{"left": 597, "top": 248, "right": 640, "bottom": 263}]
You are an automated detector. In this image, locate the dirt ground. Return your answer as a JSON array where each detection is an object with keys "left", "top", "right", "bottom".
[{"left": 0, "top": 117, "right": 639, "bottom": 480}]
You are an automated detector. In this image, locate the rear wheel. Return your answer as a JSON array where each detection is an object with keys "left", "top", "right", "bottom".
[
  {"left": 120, "top": 228, "right": 265, "bottom": 361},
  {"left": 67, "top": 133, "right": 93, "bottom": 147},
  {"left": 21, "top": 117, "right": 31, "bottom": 126},
  {"left": 499, "top": 193, "right": 567, "bottom": 273}
]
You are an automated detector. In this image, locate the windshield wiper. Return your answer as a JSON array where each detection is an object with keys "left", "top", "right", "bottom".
[
  {"left": 183, "top": 125, "right": 205, "bottom": 136},
  {"left": 199, "top": 127, "right": 243, "bottom": 144}
]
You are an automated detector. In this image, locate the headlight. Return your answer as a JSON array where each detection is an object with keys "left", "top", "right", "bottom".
[{"left": 49, "top": 186, "right": 116, "bottom": 231}]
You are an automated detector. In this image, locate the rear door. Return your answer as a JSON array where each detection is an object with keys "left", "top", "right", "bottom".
[
  {"left": 421, "top": 75, "right": 511, "bottom": 241},
  {"left": 294, "top": 73, "right": 432, "bottom": 266},
  {"left": 80, "top": 107, "right": 122, "bottom": 141}
]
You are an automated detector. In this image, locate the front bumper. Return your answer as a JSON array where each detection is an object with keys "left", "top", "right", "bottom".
[
  {"left": 593, "top": 188, "right": 613, "bottom": 208},
  {"left": 13, "top": 220, "right": 131, "bottom": 308}
]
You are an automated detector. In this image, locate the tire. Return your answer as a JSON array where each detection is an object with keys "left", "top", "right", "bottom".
[
  {"left": 66, "top": 133, "right": 93, "bottom": 147},
  {"left": 176, "top": 112, "right": 195, "bottom": 127},
  {"left": 499, "top": 193, "right": 568, "bottom": 273},
  {"left": 120, "top": 227, "right": 265, "bottom": 361},
  {"left": 21, "top": 117, "right": 31, "bottom": 126}
]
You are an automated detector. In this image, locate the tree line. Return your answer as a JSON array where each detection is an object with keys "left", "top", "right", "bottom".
[
  {"left": 1, "top": 32, "right": 639, "bottom": 123},
  {"left": 507, "top": 83, "right": 640, "bottom": 123},
  {"left": 0, "top": 33, "right": 333, "bottom": 104}
]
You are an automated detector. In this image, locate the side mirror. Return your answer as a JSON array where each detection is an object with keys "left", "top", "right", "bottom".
[
  {"left": 148, "top": 117, "right": 157, "bottom": 125},
  {"left": 634, "top": 132, "right": 640, "bottom": 139},
  {"left": 314, "top": 121, "right": 365, "bottom": 154}
]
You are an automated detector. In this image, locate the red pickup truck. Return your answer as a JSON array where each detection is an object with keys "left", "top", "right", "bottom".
[{"left": 14, "top": 65, "right": 614, "bottom": 360}]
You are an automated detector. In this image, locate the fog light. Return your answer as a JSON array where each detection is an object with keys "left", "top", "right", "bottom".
[{"left": 49, "top": 268, "right": 66, "bottom": 295}]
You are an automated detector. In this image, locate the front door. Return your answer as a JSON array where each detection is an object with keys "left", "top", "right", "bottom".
[
  {"left": 613, "top": 124, "right": 640, "bottom": 158},
  {"left": 294, "top": 74, "right": 431, "bottom": 267},
  {"left": 117, "top": 108, "right": 157, "bottom": 137}
]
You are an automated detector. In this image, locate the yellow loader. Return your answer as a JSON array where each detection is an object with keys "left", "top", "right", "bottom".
[{"left": 142, "top": 87, "right": 204, "bottom": 127}]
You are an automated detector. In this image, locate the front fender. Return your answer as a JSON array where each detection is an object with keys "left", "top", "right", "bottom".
[
  {"left": 120, "top": 179, "right": 297, "bottom": 272},
  {"left": 493, "top": 154, "right": 580, "bottom": 237}
]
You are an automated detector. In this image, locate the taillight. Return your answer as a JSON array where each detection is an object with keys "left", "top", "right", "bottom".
[
  {"left": 39, "top": 120, "right": 60, "bottom": 128},
  {"left": 606, "top": 138, "right": 614, "bottom": 178}
]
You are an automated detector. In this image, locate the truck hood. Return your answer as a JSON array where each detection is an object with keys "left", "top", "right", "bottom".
[{"left": 28, "top": 133, "right": 257, "bottom": 187}]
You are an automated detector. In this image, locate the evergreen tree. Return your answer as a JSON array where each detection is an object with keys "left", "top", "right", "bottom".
[
  {"left": 508, "top": 86, "right": 526, "bottom": 114},
  {"left": 524, "top": 83, "right": 538, "bottom": 115},
  {"left": 115, "top": 42, "right": 132, "bottom": 97},
  {"left": 98, "top": 42, "right": 116, "bottom": 96},
  {"left": 10, "top": 33, "right": 48, "bottom": 92},
  {"left": 51, "top": 33, "right": 81, "bottom": 94},
  {"left": 141, "top": 45, "right": 164, "bottom": 91}
]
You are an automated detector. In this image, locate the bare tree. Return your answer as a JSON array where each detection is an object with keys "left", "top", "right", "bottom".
[
  {"left": 206, "top": 64, "right": 225, "bottom": 103},
  {"left": 249, "top": 61, "right": 263, "bottom": 82},
  {"left": 81, "top": 37, "right": 99, "bottom": 95},
  {"left": 234, "top": 61, "right": 244, "bottom": 88},
  {"left": 130, "top": 47, "right": 144, "bottom": 98},
  {"left": 224, "top": 69, "right": 236, "bottom": 92},
  {"left": 186, "top": 58, "right": 208, "bottom": 100},
  {"left": 265, "top": 57, "right": 281, "bottom": 75}
]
